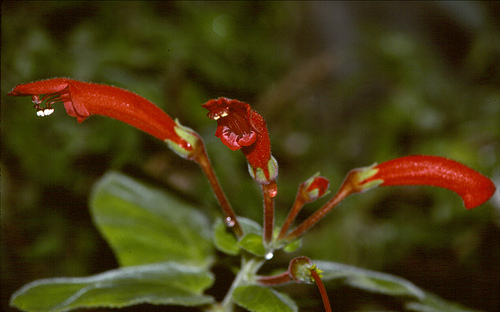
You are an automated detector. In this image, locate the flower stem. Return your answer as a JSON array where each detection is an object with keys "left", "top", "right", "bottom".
[
  {"left": 256, "top": 271, "right": 293, "bottom": 286},
  {"left": 193, "top": 142, "right": 243, "bottom": 238},
  {"left": 262, "top": 181, "right": 277, "bottom": 245},
  {"left": 310, "top": 269, "right": 332, "bottom": 312},
  {"left": 219, "top": 256, "right": 265, "bottom": 311},
  {"left": 277, "top": 194, "right": 305, "bottom": 241},
  {"left": 283, "top": 176, "right": 356, "bottom": 241}
]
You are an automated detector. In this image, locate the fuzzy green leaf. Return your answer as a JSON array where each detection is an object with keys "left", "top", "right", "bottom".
[
  {"left": 406, "top": 292, "right": 480, "bottom": 312},
  {"left": 232, "top": 285, "right": 297, "bottom": 312},
  {"left": 10, "top": 262, "right": 214, "bottom": 312},
  {"left": 90, "top": 172, "right": 213, "bottom": 267},
  {"left": 238, "top": 233, "right": 266, "bottom": 257},
  {"left": 213, "top": 217, "right": 263, "bottom": 256},
  {"left": 239, "top": 217, "right": 263, "bottom": 235},
  {"left": 315, "top": 260, "right": 424, "bottom": 299},
  {"left": 282, "top": 239, "right": 302, "bottom": 253},
  {"left": 213, "top": 218, "right": 240, "bottom": 255},
  {"left": 316, "top": 260, "right": 478, "bottom": 311}
]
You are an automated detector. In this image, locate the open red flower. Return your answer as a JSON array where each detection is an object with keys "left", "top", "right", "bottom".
[
  {"left": 8, "top": 78, "right": 194, "bottom": 153},
  {"left": 202, "top": 97, "right": 276, "bottom": 183},
  {"left": 358, "top": 155, "right": 496, "bottom": 209},
  {"left": 202, "top": 97, "right": 257, "bottom": 151}
]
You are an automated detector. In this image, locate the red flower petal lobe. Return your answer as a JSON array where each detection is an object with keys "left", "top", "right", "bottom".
[{"left": 202, "top": 97, "right": 257, "bottom": 151}]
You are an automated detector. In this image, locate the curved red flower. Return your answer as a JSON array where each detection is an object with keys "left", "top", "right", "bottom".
[
  {"left": 203, "top": 97, "right": 276, "bottom": 182},
  {"left": 360, "top": 155, "right": 496, "bottom": 209},
  {"left": 8, "top": 78, "right": 192, "bottom": 152}
]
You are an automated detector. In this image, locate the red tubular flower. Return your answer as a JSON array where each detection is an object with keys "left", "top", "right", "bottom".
[
  {"left": 360, "top": 155, "right": 496, "bottom": 209},
  {"left": 8, "top": 78, "right": 194, "bottom": 154},
  {"left": 202, "top": 97, "right": 277, "bottom": 183},
  {"left": 284, "top": 155, "right": 496, "bottom": 242}
]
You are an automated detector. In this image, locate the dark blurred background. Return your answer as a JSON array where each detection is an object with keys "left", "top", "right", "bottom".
[{"left": 1, "top": 2, "right": 499, "bottom": 311}]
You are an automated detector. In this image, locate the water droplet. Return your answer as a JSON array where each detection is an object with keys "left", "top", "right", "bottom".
[
  {"left": 268, "top": 184, "right": 278, "bottom": 198},
  {"left": 265, "top": 252, "right": 274, "bottom": 260},
  {"left": 43, "top": 108, "right": 54, "bottom": 116},
  {"left": 225, "top": 216, "right": 235, "bottom": 227}
]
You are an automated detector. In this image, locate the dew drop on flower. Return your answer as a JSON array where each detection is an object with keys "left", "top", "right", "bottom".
[
  {"left": 43, "top": 108, "right": 55, "bottom": 116},
  {"left": 225, "top": 216, "right": 235, "bottom": 227},
  {"left": 265, "top": 252, "right": 274, "bottom": 260}
]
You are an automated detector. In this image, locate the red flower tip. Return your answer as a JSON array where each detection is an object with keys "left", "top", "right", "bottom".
[
  {"left": 8, "top": 78, "right": 192, "bottom": 152},
  {"left": 361, "top": 155, "right": 496, "bottom": 209},
  {"left": 301, "top": 173, "right": 330, "bottom": 203},
  {"left": 203, "top": 97, "right": 275, "bottom": 183}
]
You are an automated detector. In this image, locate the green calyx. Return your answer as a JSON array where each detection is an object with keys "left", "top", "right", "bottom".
[
  {"left": 355, "top": 163, "right": 383, "bottom": 192},
  {"left": 289, "top": 256, "right": 314, "bottom": 284},
  {"left": 248, "top": 156, "right": 278, "bottom": 184},
  {"left": 165, "top": 119, "right": 201, "bottom": 159}
]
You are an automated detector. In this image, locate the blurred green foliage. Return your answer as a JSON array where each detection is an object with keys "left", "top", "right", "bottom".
[{"left": 2, "top": 2, "right": 499, "bottom": 311}]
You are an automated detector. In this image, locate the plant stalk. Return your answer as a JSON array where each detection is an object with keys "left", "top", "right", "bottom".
[
  {"left": 283, "top": 179, "right": 355, "bottom": 241},
  {"left": 262, "top": 181, "right": 277, "bottom": 245},
  {"left": 193, "top": 143, "right": 243, "bottom": 238},
  {"left": 277, "top": 193, "right": 305, "bottom": 241}
]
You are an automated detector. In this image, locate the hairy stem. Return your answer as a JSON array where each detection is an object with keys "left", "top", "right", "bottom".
[
  {"left": 277, "top": 193, "right": 305, "bottom": 241},
  {"left": 193, "top": 143, "right": 243, "bottom": 238},
  {"left": 262, "top": 181, "right": 277, "bottom": 245},
  {"left": 256, "top": 271, "right": 292, "bottom": 286},
  {"left": 219, "top": 256, "right": 265, "bottom": 311},
  {"left": 310, "top": 269, "right": 332, "bottom": 312},
  {"left": 283, "top": 178, "right": 355, "bottom": 241}
]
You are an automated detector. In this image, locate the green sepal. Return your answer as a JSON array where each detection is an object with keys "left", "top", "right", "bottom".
[
  {"left": 355, "top": 163, "right": 383, "bottom": 192},
  {"left": 288, "top": 257, "right": 314, "bottom": 284},
  {"left": 248, "top": 156, "right": 278, "bottom": 184},
  {"left": 164, "top": 119, "right": 201, "bottom": 159}
]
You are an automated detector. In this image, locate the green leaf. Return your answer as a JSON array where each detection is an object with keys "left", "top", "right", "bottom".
[
  {"left": 90, "top": 172, "right": 213, "bottom": 267},
  {"left": 238, "top": 233, "right": 266, "bottom": 257},
  {"left": 213, "top": 218, "right": 240, "bottom": 255},
  {"left": 282, "top": 239, "right": 302, "bottom": 253},
  {"left": 239, "top": 217, "right": 263, "bottom": 235},
  {"left": 406, "top": 292, "right": 480, "bottom": 312},
  {"left": 10, "top": 262, "right": 214, "bottom": 312},
  {"left": 316, "top": 261, "right": 478, "bottom": 311},
  {"left": 315, "top": 260, "right": 425, "bottom": 299},
  {"left": 213, "top": 217, "right": 263, "bottom": 256},
  {"left": 232, "top": 285, "right": 298, "bottom": 312}
]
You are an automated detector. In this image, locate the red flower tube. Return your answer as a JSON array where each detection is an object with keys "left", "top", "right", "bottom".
[
  {"left": 360, "top": 155, "right": 496, "bottom": 209},
  {"left": 284, "top": 155, "right": 496, "bottom": 242},
  {"left": 9, "top": 78, "right": 245, "bottom": 237},
  {"left": 8, "top": 78, "right": 193, "bottom": 154}
]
